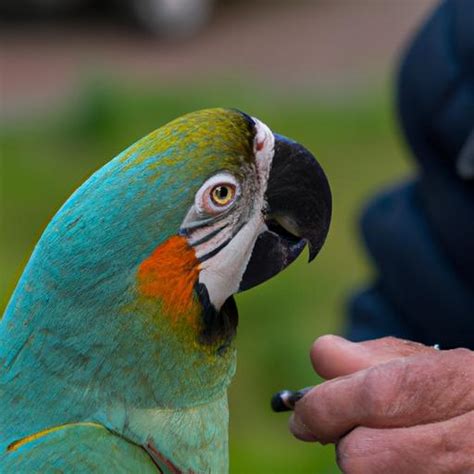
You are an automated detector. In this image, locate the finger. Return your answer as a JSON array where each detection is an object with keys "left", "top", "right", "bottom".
[
  {"left": 336, "top": 411, "right": 474, "bottom": 474},
  {"left": 288, "top": 413, "right": 318, "bottom": 442},
  {"left": 292, "top": 348, "right": 474, "bottom": 443},
  {"left": 310, "top": 335, "right": 435, "bottom": 380}
]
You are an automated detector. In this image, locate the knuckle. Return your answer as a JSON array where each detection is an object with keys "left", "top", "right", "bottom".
[
  {"left": 336, "top": 436, "right": 361, "bottom": 473},
  {"left": 360, "top": 365, "right": 393, "bottom": 419},
  {"left": 441, "top": 348, "right": 474, "bottom": 383},
  {"left": 379, "top": 336, "right": 399, "bottom": 346},
  {"left": 376, "top": 336, "right": 427, "bottom": 356},
  {"left": 337, "top": 429, "right": 402, "bottom": 474},
  {"left": 336, "top": 430, "right": 374, "bottom": 474},
  {"left": 449, "top": 347, "right": 473, "bottom": 361},
  {"left": 361, "top": 360, "right": 411, "bottom": 421}
]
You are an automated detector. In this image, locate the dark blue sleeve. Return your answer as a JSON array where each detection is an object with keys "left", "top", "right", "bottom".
[{"left": 346, "top": 0, "right": 474, "bottom": 349}]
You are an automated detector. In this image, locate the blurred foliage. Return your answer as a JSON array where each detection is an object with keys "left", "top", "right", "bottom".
[{"left": 0, "top": 81, "right": 412, "bottom": 473}]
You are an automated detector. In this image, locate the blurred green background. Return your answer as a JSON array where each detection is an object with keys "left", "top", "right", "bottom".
[{"left": 1, "top": 1, "right": 435, "bottom": 472}]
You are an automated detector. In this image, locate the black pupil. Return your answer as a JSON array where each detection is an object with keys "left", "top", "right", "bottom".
[{"left": 215, "top": 186, "right": 229, "bottom": 200}]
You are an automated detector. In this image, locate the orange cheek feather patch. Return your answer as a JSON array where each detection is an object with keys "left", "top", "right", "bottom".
[{"left": 137, "top": 236, "right": 201, "bottom": 323}]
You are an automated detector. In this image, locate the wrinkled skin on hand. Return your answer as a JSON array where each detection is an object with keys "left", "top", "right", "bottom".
[{"left": 289, "top": 335, "right": 474, "bottom": 474}]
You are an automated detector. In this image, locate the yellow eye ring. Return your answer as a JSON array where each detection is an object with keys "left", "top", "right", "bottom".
[{"left": 210, "top": 184, "right": 236, "bottom": 206}]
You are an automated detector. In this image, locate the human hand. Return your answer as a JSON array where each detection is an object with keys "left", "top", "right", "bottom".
[{"left": 289, "top": 336, "right": 474, "bottom": 473}]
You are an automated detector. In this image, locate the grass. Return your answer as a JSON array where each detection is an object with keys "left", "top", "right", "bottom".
[{"left": 0, "top": 81, "right": 412, "bottom": 473}]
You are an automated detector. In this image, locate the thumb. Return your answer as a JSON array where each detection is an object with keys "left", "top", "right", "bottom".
[{"left": 310, "top": 335, "right": 437, "bottom": 380}]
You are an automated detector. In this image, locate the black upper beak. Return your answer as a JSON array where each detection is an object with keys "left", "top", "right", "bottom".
[{"left": 239, "top": 134, "right": 332, "bottom": 291}]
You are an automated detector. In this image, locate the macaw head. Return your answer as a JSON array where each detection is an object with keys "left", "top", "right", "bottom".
[
  {"left": 128, "top": 108, "right": 331, "bottom": 347},
  {"left": 3, "top": 108, "right": 331, "bottom": 369}
]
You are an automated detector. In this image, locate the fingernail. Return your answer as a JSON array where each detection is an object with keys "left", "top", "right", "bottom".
[{"left": 289, "top": 414, "right": 317, "bottom": 442}]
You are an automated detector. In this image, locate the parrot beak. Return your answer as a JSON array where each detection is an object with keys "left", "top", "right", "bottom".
[{"left": 239, "top": 134, "right": 332, "bottom": 291}]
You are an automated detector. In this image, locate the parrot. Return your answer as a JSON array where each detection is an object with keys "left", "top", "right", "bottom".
[{"left": 0, "top": 108, "right": 331, "bottom": 473}]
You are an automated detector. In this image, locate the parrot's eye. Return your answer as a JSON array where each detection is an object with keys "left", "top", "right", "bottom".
[
  {"left": 195, "top": 173, "right": 240, "bottom": 215},
  {"left": 211, "top": 184, "right": 235, "bottom": 206}
]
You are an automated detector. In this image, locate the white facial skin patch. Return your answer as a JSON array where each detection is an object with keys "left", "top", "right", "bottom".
[
  {"left": 198, "top": 215, "right": 266, "bottom": 309},
  {"left": 181, "top": 118, "right": 275, "bottom": 310}
]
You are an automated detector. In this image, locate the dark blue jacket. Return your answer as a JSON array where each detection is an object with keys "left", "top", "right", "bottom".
[{"left": 346, "top": 0, "right": 474, "bottom": 349}]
